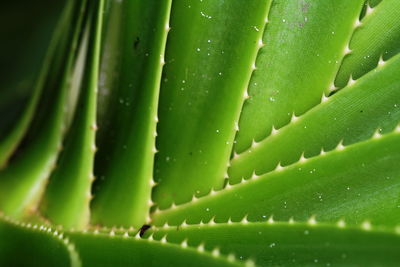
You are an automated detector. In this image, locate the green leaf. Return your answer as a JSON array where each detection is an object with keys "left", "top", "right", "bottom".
[
  {"left": 90, "top": 0, "right": 172, "bottom": 228},
  {"left": 233, "top": 0, "right": 364, "bottom": 154},
  {"left": 0, "top": 1, "right": 68, "bottom": 139},
  {"left": 335, "top": 0, "right": 400, "bottom": 88},
  {"left": 229, "top": 52, "right": 400, "bottom": 183},
  {"left": 0, "top": 216, "right": 80, "bottom": 267},
  {"left": 0, "top": 0, "right": 87, "bottom": 218},
  {"left": 40, "top": 0, "right": 102, "bottom": 230},
  {"left": 152, "top": 129, "right": 400, "bottom": 227},
  {"left": 153, "top": 0, "right": 272, "bottom": 209},
  {"left": 147, "top": 222, "right": 400, "bottom": 266},
  {"left": 67, "top": 231, "right": 242, "bottom": 267},
  {"left": 369, "top": 0, "right": 383, "bottom": 8},
  {"left": 0, "top": 1, "right": 69, "bottom": 168}
]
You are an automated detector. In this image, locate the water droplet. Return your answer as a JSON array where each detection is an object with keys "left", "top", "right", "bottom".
[{"left": 200, "top": 11, "right": 212, "bottom": 19}]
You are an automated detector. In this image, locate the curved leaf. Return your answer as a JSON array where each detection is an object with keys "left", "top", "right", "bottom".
[
  {"left": 68, "top": 231, "right": 242, "bottom": 267},
  {"left": 229, "top": 52, "right": 400, "bottom": 182},
  {"left": 0, "top": 217, "right": 80, "bottom": 267},
  {"left": 91, "top": 0, "right": 172, "bottom": 228},
  {"left": 40, "top": 0, "right": 102, "bottom": 230},
  {"left": 152, "top": 0, "right": 272, "bottom": 208},
  {"left": 152, "top": 130, "right": 400, "bottom": 227},
  {"left": 0, "top": 0, "right": 87, "bottom": 218},
  {"left": 234, "top": 0, "right": 364, "bottom": 153},
  {"left": 335, "top": 0, "right": 400, "bottom": 87},
  {"left": 147, "top": 222, "right": 400, "bottom": 267}
]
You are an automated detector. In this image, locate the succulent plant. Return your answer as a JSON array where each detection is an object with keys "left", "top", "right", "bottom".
[{"left": 1, "top": 0, "right": 400, "bottom": 266}]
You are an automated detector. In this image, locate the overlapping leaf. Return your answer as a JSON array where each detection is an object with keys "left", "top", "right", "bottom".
[
  {"left": 229, "top": 53, "right": 400, "bottom": 182},
  {"left": 153, "top": 0, "right": 272, "bottom": 208},
  {"left": 91, "top": 0, "right": 172, "bottom": 228},
  {"left": 1, "top": 0, "right": 400, "bottom": 266},
  {"left": 0, "top": 0, "right": 86, "bottom": 218},
  {"left": 40, "top": 0, "right": 101, "bottom": 230},
  {"left": 147, "top": 222, "right": 400, "bottom": 266},
  {"left": 68, "top": 231, "right": 242, "bottom": 267},
  {"left": 152, "top": 130, "right": 400, "bottom": 227},
  {"left": 0, "top": 217, "right": 80, "bottom": 267},
  {"left": 234, "top": 0, "right": 364, "bottom": 154}
]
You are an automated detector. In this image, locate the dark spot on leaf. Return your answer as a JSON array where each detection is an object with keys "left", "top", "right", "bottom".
[
  {"left": 139, "top": 224, "right": 151, "bottom": 237},
  {"left": 133, "top": 37, "right": 140, "bottom": 50}
]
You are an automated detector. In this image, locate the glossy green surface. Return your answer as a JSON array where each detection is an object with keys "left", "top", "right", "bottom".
[
  {"left": 336, "top": 0, "right": 400, "bottom": 87},
  {"left": 0, "top": 217, "right": 80, "bottom": 267},
  {"left": 1, "top": 0, "right": 400, "bottom": 266},
  {"left": 234, "top": 0, "right": 364, "bottom": 154},
  {"left": 148, "top": 222, "right": 400, "bottom": 267},
  {"left": 69, "top": 231, "right": 241, "bottom": 267},
  {"left": 153, "top": 130, "right": 400, "bottom": 227},
  {"left": 153, "top": 0, "right": 272, "bottom": 208},
  {"left": 40, "top": 0, "right": 101, "bottom": 230},
  {"left": 91, "top": 0, "right": 172, "bottom": 228},
  {"left": 229, "top": 53, "right": 400, "bottom": 182}
]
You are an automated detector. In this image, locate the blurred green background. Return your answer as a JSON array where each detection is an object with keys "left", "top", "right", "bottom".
[{"left": 0, "top": 1, "right": 65, "bottom": 139}]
